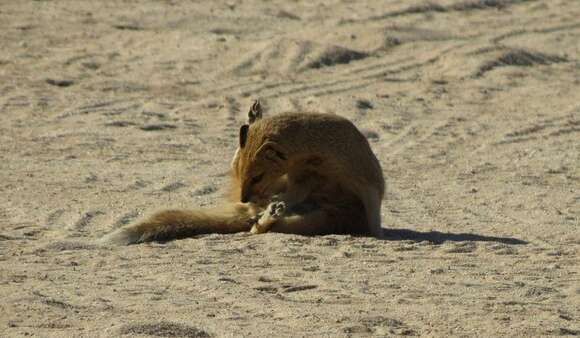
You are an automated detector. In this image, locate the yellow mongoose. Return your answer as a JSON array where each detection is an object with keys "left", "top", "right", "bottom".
[{"left": 100, "top": 101, "right": 385, "bottom": 245}]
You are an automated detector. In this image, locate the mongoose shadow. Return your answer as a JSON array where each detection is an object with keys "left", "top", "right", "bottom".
[{"left": 382, "top": 228, "right": 527, "bottom": 245}]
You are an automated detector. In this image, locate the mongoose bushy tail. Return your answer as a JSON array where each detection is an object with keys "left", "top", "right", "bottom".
[{"left": 99, "top": 203, "right": 259, "bottom": 245}]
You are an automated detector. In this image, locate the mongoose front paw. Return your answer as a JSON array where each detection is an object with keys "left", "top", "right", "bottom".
[{"left": 251, "top": 201, "right": 286, "bottom": 234}]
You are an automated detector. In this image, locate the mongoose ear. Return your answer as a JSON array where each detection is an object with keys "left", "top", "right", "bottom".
[
  {"left": 239, "top": 124, "right": 249, "bottom": 148},
  {"left": 257, "top": 142, "right": 287, "bottom": 163},
  {"left": 247, "top": 100, "right": 263, "bottom": 124}
]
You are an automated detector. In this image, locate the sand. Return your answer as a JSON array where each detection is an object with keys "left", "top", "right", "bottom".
[{"left": 1, "top": 0, "right": 579, "bottom": 336}]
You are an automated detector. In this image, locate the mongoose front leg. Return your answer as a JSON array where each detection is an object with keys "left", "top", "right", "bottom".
[
  {"left": 272, "top": 173, "right": 320, "bottom": 210},
  {"left": 272, "top": 187, "right": 309, "bottom": 210},
  {"left": 251, "top": 201, "right": 286, "bottom": 234},
  {"left": 268, "top": 209, "right": 333, "bottom": 235}
]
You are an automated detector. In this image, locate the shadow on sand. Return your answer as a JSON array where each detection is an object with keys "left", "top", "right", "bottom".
[{"left": 382, "top": 228, "right": 527, "bottom": 245}]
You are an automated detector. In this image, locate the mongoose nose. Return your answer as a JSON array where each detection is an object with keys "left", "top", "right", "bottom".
[
  {"left": 240, "top": 192, "right": 250, "bottom": 203},
  {"left": 241, "top": 186, "right": 251, "bottom": 203}
]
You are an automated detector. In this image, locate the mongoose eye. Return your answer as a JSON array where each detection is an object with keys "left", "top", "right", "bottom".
[{"left": 251, "top": 173, "right": 264, "bottom": 184}]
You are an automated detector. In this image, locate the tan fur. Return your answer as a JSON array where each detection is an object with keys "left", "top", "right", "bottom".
[
  {"left": 99, "top": 203, "right": 260, "bottom": 245},
  {"left": 233, "top": 102, "right": 385, "bottom": 237},
  {"left": 100, "top": 101, "right": 385, "bottom": 245}
]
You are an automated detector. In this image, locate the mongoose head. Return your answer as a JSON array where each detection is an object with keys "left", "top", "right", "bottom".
[{"left": 232, "top": 101, "right": 288, "bottom": 204}]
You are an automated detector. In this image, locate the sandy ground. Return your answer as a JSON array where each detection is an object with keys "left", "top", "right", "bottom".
[{"left": 1, "top": 0, "right": 579, "bottom": 337}]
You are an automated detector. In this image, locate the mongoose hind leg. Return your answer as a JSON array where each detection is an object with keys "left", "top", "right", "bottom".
[{"left": 251, "top": 201, "right": 286, "bottom": 234}]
